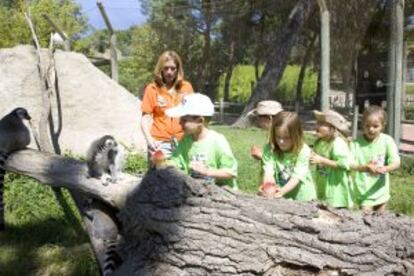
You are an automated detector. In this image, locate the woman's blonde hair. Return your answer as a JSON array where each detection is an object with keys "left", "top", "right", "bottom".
[
  {"left": 154, "top": 50, "right": 184, "bottom": 89},
  {"left": 269, "top": 111, "right": 304, "bottom": 156}
]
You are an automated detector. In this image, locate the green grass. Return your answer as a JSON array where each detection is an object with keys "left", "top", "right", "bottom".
[
  {"left": 1, "top": 126, "right": 413, "bottom": 274},
  {"left": 217, "top": 64, "right": 317, "bottom": 103},
  {"left": 406, "top": 83, "right": 414, "bottom": 95},
  {"left": 0, "top": 174, "right": 99, "bottom": 275},
  {"left": 211, "top": 125, "right": 414, "bottom": 216}
]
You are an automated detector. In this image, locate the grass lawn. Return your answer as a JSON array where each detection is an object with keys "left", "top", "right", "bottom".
[{"left": 1, "top": 125, "right": 413, "bottom": 274}]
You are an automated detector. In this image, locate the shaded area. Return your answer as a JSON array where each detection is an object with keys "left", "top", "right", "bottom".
[{"left": 116, "top": 167, "right": 414, "bottom": 275}]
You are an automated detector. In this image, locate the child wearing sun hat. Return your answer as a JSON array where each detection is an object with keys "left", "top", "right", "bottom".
[
  {"left": 165, "top": 93, "right": 238, "bottom": 190},
  {"left": 310, "top": 109, "right": 354, "bottom": 208}
]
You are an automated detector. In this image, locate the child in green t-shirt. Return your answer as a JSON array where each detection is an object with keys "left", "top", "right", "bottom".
[
  {"left": 260, "top": 111, "right": 316, "bottom": 201},
  {"left": 350, "top": 105, "right": 400, "bottom": 214},
  {"left": 165, "top": 93, "right": 238, "bottom": 190},
  {"left": 310, "top": 110, "right": 353, "bottom": 208}
]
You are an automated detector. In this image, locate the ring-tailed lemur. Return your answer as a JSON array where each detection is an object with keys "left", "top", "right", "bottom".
[
  {"left": 102, "top": 237, "right": 123, "bottom": 276},
  {"left": 0, "top": 107, "right": 31, "bottom": 231},
  {"left": 86, "top": 135, "right": 124, "bottom": 185}
]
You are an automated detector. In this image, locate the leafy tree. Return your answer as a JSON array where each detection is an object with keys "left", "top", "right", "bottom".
[{"left": 0, "top": 0, "right": 87, "bottom": 48}]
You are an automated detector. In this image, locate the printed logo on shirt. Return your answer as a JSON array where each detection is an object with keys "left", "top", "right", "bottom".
[
  {"left": 190, "top": 153, "right": 213, "bottom": 181},
  {"left": 157, "top": 95, "right": 168, "bottom": 107},
  {"left": 373, "top": 154, "right": 385, "bottom": 167},
  {"left": 278, "top": 165, "right": 292, "bottom": 186},
  {"left": 316, "top": 165, "right": 329, "bottom": 177}
]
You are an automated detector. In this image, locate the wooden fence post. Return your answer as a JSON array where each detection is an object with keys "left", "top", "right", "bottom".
[{"left": 219, "top": 98, "right": 224, "bottom": 124}]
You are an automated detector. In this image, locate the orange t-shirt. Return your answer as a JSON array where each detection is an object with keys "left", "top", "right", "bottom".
[{"left": 141, "top": 80, "right": 193, "bottom": 141}]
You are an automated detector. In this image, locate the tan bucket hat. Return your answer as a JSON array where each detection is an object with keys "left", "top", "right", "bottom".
[
  {"left": 313, "top": 109, "right": 351, "bottom": 135},
  {"left": 250, "top": 100, "right": 283, "bottom": 116}
]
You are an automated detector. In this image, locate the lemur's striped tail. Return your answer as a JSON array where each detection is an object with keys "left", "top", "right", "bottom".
[
  {"left": 0, "top": 151, "right": 9, "bottom": 231},
  {"left": 102, "top": 241, "right": 123, "bottom": 276}
]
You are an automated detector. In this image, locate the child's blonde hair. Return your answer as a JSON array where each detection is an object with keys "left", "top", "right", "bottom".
[
  {"left": 269, "top": 111, "right": 304, "bottom": 156},
  {"left": 154, "top": 50, "right": 184, "bottom": 89},
  {"left": 362, "top": 105, "right": 387, "bottom": 129}
]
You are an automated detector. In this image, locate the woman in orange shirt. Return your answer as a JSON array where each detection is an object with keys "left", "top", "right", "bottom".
[{"left": 141, "top": 51, "right": 193, "bottom": 159}]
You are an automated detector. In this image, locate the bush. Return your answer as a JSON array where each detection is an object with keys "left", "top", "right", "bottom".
[
  {"left": 405, "top": 105, "right": 414, "bottom": 120},
  {"left": 217, "top": 64, "right": 317, "bottom": 103}
]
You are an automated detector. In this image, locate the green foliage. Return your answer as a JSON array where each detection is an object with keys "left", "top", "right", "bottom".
[
  {"left": 124, "top": 153, "right": 147, "bottom": 174},
  {"left": 277, "top": 64, "right": 317, "bottom": 103},
  {"left": 0, "top": 0, "right": 87, "bottom": 48},
  {"left": 406, "top": 84, "right": 414, "bottom": 95},
  {"left": 405, "top": 105, "right": 414, "bottom": 120},
  {"left": 217, "top": 65, "right": 263, "bottom": 102},
  {"left": 217, "top": 64, "right": 317, "bottom": 103}
]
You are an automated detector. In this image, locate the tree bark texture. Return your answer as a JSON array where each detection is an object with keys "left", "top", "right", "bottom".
[
  {"left": 233, "top": 0, "right": 316, "bottom": 127},
  {"left": 4, "top": 149, "right": 139, "bottom": 209},
  {"left": 5, "top": 150, "right": 414, "bottom": 275},
  {"left": 295, "top": 31, "right": 318, "bottom": 112},
  {"left": 116, "top": 167, "right": 414, "bottom": 276}
]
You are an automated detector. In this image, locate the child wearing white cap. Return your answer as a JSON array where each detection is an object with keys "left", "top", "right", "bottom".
[
  {"left": 165, "top": 93, "right": 238, "bottom": 190},
  {"left": 310, "top": 109, "right": 354, "bottom": 208}
]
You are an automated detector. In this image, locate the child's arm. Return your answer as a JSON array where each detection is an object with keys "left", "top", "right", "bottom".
[
  {"left": 190, "top": 161, "right": 234, "bottom": 180},
  {"left": 350, "top": 162, "right": 377, "bottom": 174},
  {"left": 376, "top": 160, "right": 400, "bottom": 174},
  {"left": 274, "top": 177, "right": 300, "bottom": 198},
  {"left": 310, "top": 152, "right": 338, "bottom": 168},
  {"left": 261, "top": 144, "right": 278, "bottom": 186}
]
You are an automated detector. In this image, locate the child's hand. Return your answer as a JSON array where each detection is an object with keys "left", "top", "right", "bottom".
[
  {"left": 273, "top": 188, "right": 284, "bottom": 198},
  {"left": 148, "top": 140, "right": 162, "bottom": 154},
  {"left": 366, "top": 161, "right": 379, "bottom": 175},
  {"left": 310, "top": 152, "right": 323, "bottom": 165},
  {"left": 250, "top": 145, "right": 263, "bottom": 160},
  {"left": 190, "top": 161, "right": 209, "bottom": 176},
  {"left": 375, "top": 166, "right": 387, "bottom": 174},
  {"left": 151, "top": 150, "right": 166, "bottom": 168},
  {"left": 259, "top": 182, "right": 280, "bottom": 198}
]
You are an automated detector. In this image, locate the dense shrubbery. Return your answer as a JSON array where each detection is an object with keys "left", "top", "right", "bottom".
[
  {"left": 405, "top": 105, "right": 414, "bottom": 120},
  {"left": 217, "top": 64, "right": 317, "bottom": 103}
]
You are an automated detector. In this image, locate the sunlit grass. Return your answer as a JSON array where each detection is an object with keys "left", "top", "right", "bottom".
[{"left": 1, "top": 126, "right": 413, "bottom": 275}]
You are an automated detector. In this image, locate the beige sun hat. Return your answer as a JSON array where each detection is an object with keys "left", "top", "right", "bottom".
[
  {"left": 313, "top": 109, "right": 351, "bottom": 136},
  {"left": 250, "top": 100, "right": 283, "bottom": 116}
]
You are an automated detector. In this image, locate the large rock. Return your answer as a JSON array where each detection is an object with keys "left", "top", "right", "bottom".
[{"left": 0, "top": 45, "right": 146, "bottom": 155}]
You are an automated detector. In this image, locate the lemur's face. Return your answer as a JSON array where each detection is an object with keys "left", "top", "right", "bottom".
[{"left": 105, "top": 138, "right": 117, "bottom": 148}]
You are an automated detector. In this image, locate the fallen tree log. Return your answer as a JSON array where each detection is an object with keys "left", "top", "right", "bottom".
[
  {"left": 117, "top": 167, "right": 414, "bottom": 275},
  {"left": 5, "top": 150, "right": 414, "bottom": 275}
]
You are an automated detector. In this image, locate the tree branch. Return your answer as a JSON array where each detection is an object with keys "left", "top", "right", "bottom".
[{"left": 4, "top": 149, "right": 140, "bottom": 209}]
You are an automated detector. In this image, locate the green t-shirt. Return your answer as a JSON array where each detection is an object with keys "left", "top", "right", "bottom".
[
  {"left": 168, "top": 129, "right": 238, "bottom": 189},
  {"left": 351, "top": 133, "right": 400, "bottom": 206},
  {"left": 262, "top": 143, "right": 316, "bottom": 201},
  {"left": 313, "top": 136, "right": 353, "bottom": 208}
]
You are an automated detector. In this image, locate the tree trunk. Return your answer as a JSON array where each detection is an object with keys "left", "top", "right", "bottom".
[
  {"left": 195, "top": 0, "right": 212, "bottom": 93},
  {"left": 295, "top": 32, "right": 318, "bottom": 113},
  {"left": 5, "top": 150, "right": 414, "bottom": 275},
  {"left": 233, "top": 0, "right": 316, "bottom": 127},
  {"left": 223, "top": 40, "right": 236, "bottom": 102}
]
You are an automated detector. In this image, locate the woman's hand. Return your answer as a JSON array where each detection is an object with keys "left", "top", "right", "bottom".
[{"left": 148, "top": 140, "right": 161, "bottom": 154}]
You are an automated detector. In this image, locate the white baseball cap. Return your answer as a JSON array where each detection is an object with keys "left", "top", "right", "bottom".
[{"left": 166, "top": 93, "right": 215, "bottom": 117}]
